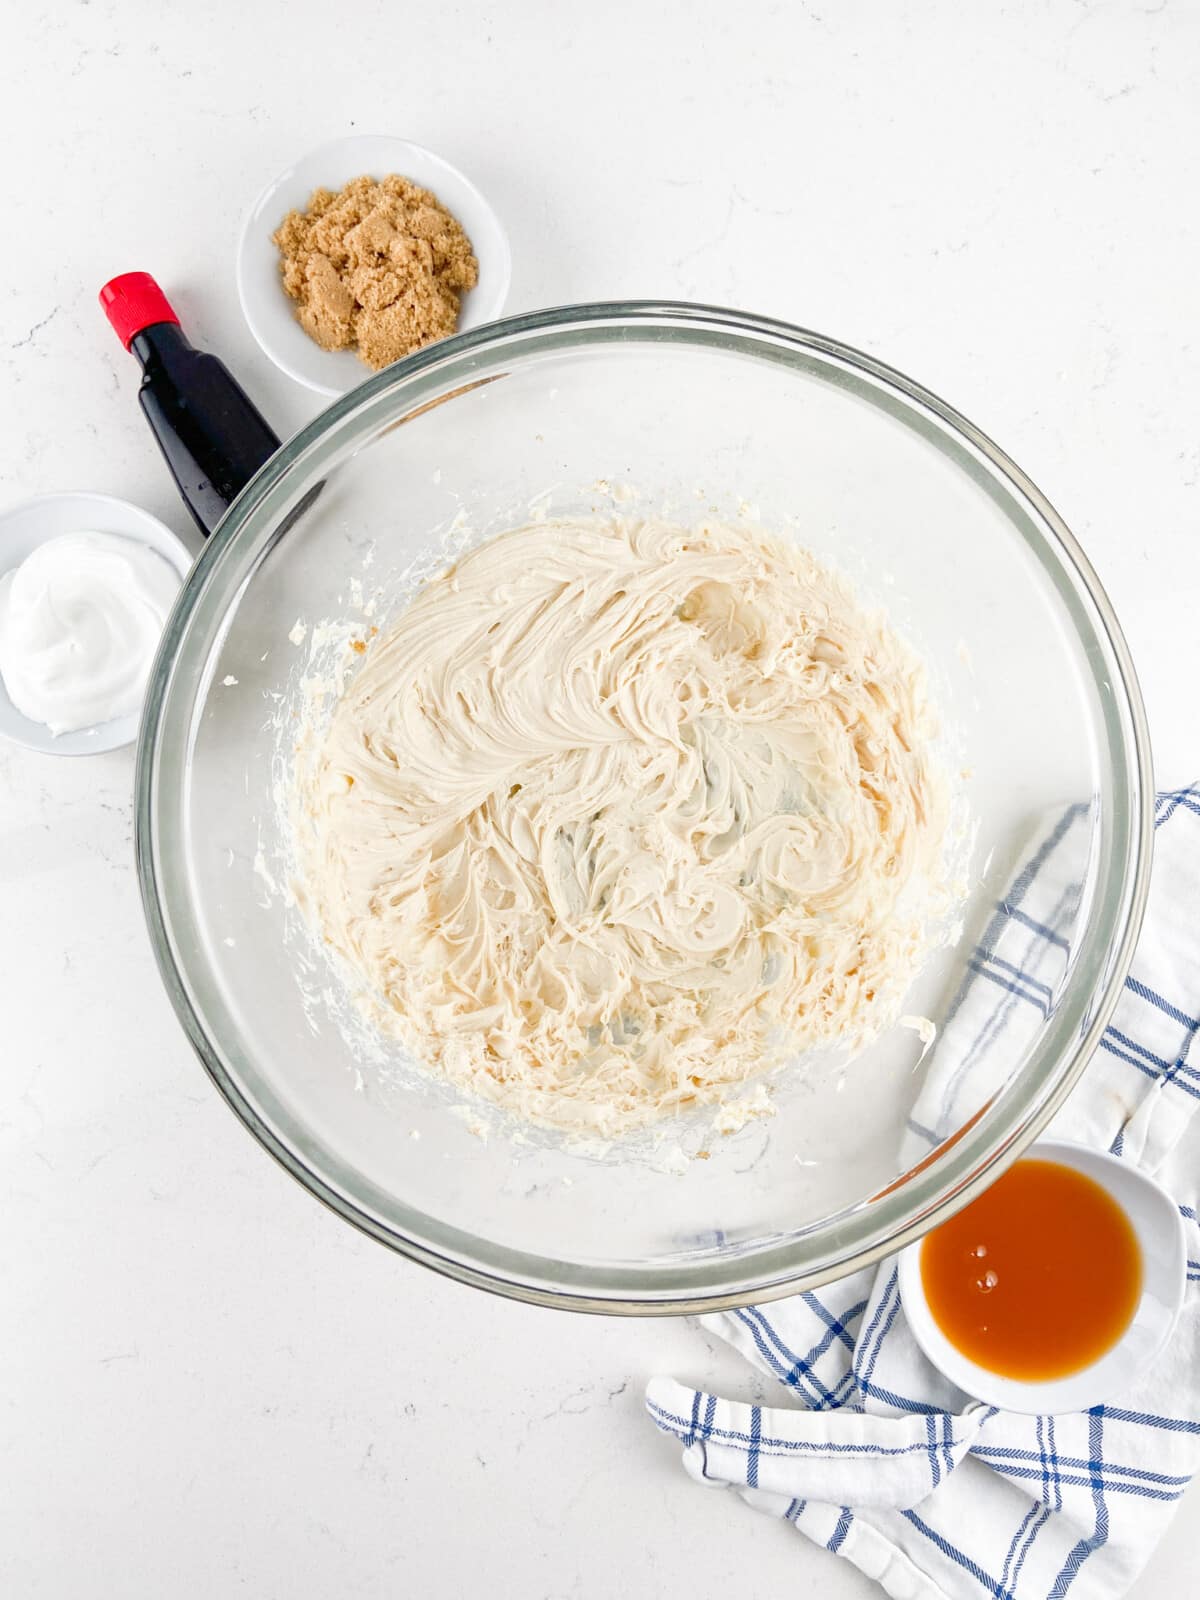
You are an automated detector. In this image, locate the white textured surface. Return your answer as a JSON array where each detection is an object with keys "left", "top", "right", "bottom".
[{"left": 1, "top": 3, "right": 1197, "bottom": 1596}]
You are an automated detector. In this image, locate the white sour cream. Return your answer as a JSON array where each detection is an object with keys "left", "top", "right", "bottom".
[{"left": 0, "top": 531, "right": 181, "bottom": 735}]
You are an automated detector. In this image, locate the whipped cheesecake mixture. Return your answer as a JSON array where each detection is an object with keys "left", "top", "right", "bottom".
[{"left": 294, "top": 517, "right": 949, "bottom": 1135}]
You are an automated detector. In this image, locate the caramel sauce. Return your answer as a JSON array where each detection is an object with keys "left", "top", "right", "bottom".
[{"left": 920, "top": 1158, "right": 1143, "bottom": 1380}]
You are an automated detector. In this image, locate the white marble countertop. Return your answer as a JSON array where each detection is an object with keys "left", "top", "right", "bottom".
[{"left": 2, "top": 3, "right": 1198, "bottom": 1595}]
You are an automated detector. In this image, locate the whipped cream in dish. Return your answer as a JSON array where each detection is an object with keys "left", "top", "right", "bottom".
[
  {"left": 293, "top": 516, "right": 951, "bottom": 1136},
  {"left": 0, "top": 531, "right": 180, "bottom": 735}
]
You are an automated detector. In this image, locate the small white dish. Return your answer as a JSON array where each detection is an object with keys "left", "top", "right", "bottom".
[
  {"left": 898, "top": 1139, "right": 1187, "bottom": 1414},
  {"left": 237, "top": 134, "right": 512, "bottom": 397},
  {"left": 0, "top": 492, "right": 193, "bottom": 757}
]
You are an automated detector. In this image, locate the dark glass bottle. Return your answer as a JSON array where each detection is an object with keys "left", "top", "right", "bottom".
[{"left": 100, "top": 272, "right": 280, "bottom": 536}]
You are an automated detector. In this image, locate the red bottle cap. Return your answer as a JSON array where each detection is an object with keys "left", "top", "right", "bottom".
[{"left": 99, "top": 272, "right": 180, "bottom": 349}]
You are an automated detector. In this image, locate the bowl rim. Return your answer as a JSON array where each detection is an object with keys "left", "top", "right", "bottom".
[
  {"left": 134, "top": 299, "right": 1155, "bottom": 1314},
  {"left": 235, "top": 132, "right": 513, "bottom": 396},
  {"left": 896, "top": 1138, "right": 1187, "bottom": 1413}
]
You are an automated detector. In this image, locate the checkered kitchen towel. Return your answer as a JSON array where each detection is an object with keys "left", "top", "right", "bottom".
[{"left": 648, "top": 784, "right": 1200, "bottom": 1600}]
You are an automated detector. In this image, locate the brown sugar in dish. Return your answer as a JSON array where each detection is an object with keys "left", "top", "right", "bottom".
[{"left": 273, "top": 175, "right": 478, "bottom": 369}]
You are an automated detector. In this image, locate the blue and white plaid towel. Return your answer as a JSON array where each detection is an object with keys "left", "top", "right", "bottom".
[{"left": 648, "top": 784, "right": 1200, "bottom": 1600}]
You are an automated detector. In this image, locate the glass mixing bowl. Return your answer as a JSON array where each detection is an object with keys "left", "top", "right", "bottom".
[{"left": 136, "top": 303, "right": 1152, "bottom": 1313}]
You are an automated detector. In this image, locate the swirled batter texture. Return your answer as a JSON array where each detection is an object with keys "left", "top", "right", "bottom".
[{"left": 297, "top": 518, "right": 948, "bottom": 1135}]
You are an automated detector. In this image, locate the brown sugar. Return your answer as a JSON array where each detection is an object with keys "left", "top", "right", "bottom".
[{"left": 273, "top": 175, "right": 479, "bottom": 369}]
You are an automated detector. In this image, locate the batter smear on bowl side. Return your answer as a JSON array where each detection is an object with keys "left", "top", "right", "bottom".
[{"left": 295, "top": 517, "right": 950, "bottom": 1136}]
